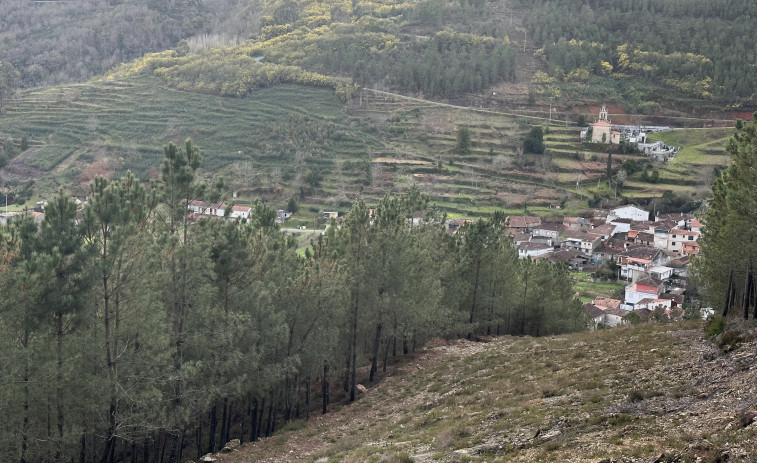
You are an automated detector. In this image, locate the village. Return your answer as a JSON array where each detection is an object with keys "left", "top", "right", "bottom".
[
  {"left": 185, "top": 197, "right": 706, "bottom": 330},
  {"left": 493, "top": 204, "right": 703, "bottom": 328},
  {"left": 6, "top": 193, "right": 702, "bottom": 332}
]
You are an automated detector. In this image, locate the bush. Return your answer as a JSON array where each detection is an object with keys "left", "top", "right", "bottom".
[
  {"left": 383, "top": 453, "right": 414, "bottom": 463},
  {"left": 627, "top": 389, "right": 645, "bottom": 403},
  {"left": 704, "top": 315, "right": 725, "bottom": 338},
  {"left": 717, "top": 330, "right": 743, "bottom": 353}
]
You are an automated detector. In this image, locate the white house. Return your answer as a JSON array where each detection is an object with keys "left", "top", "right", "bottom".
[
  {"left": 624, "top": 276, "right": 662, "bottom": 308},
  {"left": 518, "top": 242, "right": 553, "bottom": 259},
  {"left": 531, "top": 223, "right": 562, "bottom": 243},
  {"left": 608, "top": 205, "right": 649, "bottom": 222},
  {"left": 617, "top": 246, "right": 668, "bottom": 281},
  {"left": 206, "top": 202, "right": 226, "bottom": 217},
  {"left": 230, "top": 205, "right": 252, "bottom": 221},
  {"left": 585, "top": 303, "right": 626, "bottom": 328},
  {"left": 634, "top": 298, "right": 672, "bottom": 312},
  {"left": 648, "top": 266, "right": 674, "bottom": 281},
  {"left": 188, "top": 200, "right": 208, "bottom": 215},
  {"left": 588, "top": 223, "right": 617, "bottom": 240},
  {"left": 608, "top": 218, "right": 632, "bottom": 234},
  {"left": 668, "top": 228, "right": 699, "bottom": 254},
  {"left": 562, "top": 230, "right": 602, "bottom": 255}
]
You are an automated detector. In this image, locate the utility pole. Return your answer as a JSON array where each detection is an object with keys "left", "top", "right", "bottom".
[{"left": 523, "top": 31, "right": 527, "bottom": 53}]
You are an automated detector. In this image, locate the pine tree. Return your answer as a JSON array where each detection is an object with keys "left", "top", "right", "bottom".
[{"left": 695, "top": 113, "right": 757, "bottom": 317}]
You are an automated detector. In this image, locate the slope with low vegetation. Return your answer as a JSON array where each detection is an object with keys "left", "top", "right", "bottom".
[
  {"left": 0, "top": 74, "right": 732, "bottom": 217},
  {"left": 211, "top": 321, "right": 757, "bottom": 463}
]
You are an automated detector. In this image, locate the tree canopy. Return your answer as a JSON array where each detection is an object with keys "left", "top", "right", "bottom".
[
  {"left": 694, "top": 114, "right": 757, "bottom": 318},
  {"left": 0, "top": 142, "right": 586, "bottom": 462},
  {"left": 523, "top": 125, "right": 545, "bottom": 154}
]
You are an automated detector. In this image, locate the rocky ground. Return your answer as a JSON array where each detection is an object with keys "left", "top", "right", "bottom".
[{"left": 201, "top": 322, "right": 757, "bottom": 463}]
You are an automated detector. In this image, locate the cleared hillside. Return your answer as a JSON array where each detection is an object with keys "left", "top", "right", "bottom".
[{"left": 210, "top": 322, "right": 757, "bottom": 463}]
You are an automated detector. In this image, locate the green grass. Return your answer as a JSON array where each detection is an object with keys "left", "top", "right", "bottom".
[
  {"left": 650, "top": 128, "right": 731, "bottom": 167},
  {"left": 573, "top": 272, "right": 625, "bottom": 303}
]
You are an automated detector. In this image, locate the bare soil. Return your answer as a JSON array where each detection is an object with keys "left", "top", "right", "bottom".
[{"left": 0, "top": 147, "right": 46, "bottom": 182}]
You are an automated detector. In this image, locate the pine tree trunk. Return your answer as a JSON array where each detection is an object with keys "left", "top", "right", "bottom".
[
  {"left": 21, "top": 330, "right": 30, "bottom": 463},
  {"left": 249, "top": 398, "right": 258, "bottom": 442},
  {"left": 469, "top": 258, "right": 481, "bottom": 338},
  {"left": 143, "top": 438, "right": 150, "bottom": 463},
  {"left": 322, "top": 362, "right": 329, "bottom": 414},
  {"left": 744, "top": 265, "right": 752, "bottom": 319},
  {"left": 370, "top": 323, "right": 382, "bottom": 382},
  {"left": 208, "top": 402, "right": 217, "bottom": 453},
  {"left": 220, "top": 398, "right": 229, "bottom": 448},
  {"left": 265, "top": 396, "right": 274, "bottom": 437},
  {"left": 350, "top": 290, "right": 359, "bottom": 402},
  {"left": 177, "top": 429, "right": 185, "bottom": 463},
  {"left": 382, "top": 336, "right": 390, "bottom": 373},
  {"left": 256, "top": 397, "right": 265, "bottom": 441},
  {"left": 195, "top": 425, "right": 202, "bottom": 460},
  {"left": 305, "top": 375, "right": 311, "bottom": 420},
  {"left": 223, "top": 399, "right": 232, "bottom": 445},
  {"left": 56, "top": 311, "right": 64, "bottom": 462},
  {"left": 343, "top": 352, "right": 350, "bottom": 394},
  {"left": 79, "top": 431, "right": 86, "bottom": 463}
]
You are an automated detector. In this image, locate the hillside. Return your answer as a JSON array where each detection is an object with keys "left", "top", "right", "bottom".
[
  {"left": 207, "top": 322, "right": 757, "bottom": 463},
  {"left": 0, "top": 75, "right": 732, "bottom": 216},
  {"left": 0, "top": 0, "right": 745, "bottom": 214},
  {"left": 0, "top": 0, "right": 255, "bottom": 87}
]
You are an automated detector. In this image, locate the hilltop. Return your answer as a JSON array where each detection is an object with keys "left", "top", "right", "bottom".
[{"left": 208, "top": 322, "right": 757, "bottom": 463}]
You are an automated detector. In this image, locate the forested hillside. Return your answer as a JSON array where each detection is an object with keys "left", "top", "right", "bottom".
[
  {"left": 106, "top": 0, "right": 518, "bottom": 100},
  {"left": 520, "top": 0, "right": 757, "bottom": 106},
  {"left": 0, "top": 142, "right": 585, "bottom": 462},
  {"left": 0, "top": 0, "right": 258, "bottom": 87},
  {"left": 3, "top": 0, "right": 754, "bottom": 110}
]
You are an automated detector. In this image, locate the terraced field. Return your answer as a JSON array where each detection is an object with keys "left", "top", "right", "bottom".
[{"left": 0, "top": 77, "right": 733, "bottom": 216}]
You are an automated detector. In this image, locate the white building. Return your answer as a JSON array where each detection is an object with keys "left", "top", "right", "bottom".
[
  {"left": 518, "top": 242, "right": 553, "bottom": 259},
  {"left": 608, "top": 205, "right": 650, "bottom": 222},
  {"left": 668, "top": 228, "right": 699, "bottom": 254},
  {"left": 230, "top": 205, "right": 252, "bottom": 220}
]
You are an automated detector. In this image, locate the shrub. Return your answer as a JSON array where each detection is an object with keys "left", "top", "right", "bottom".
[
  {"left": 382, "top": 453, "right": 414, "bottom": 463},
  {"left": 704, "top": 315, "right": 725, "bottom": 339},
  {"left": 717, "top": 330, "right": 743, "bottom": 353},
  {"left": 627, "top": 389, "right": 645, "bottom": 403}
]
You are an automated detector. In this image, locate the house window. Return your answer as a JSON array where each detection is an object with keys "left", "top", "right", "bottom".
[
  {"left": 688, "top": 236, "right": 693, "bottom": 240},
  {"left": 672, "top": 242, "right": 676, "bottom": 246}
]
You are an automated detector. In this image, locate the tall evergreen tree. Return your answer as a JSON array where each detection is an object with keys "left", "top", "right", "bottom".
[{"left": 695, "top": 114, "right": 757, "bottom": 316}]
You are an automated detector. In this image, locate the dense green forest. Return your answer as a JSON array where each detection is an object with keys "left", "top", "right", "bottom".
[
  {"left": 108, "top": 0, "right": 517, "bottom": 99},
  {"left": 4, "top": 0, "right": 754, "bottom": 107},
  {"left": 0, "top": 0, "right": 253, "bottom": 87},
  {"left": 0, "top": 141, "right": 584, "bottom": 462},
  {"left": 520, "top": 0, "right": 757, "bottom": 104}
]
